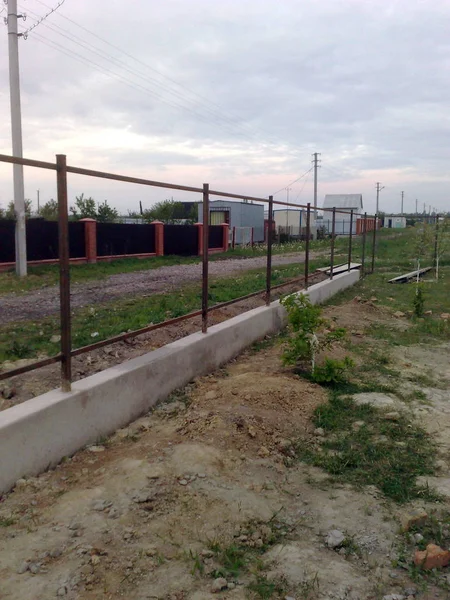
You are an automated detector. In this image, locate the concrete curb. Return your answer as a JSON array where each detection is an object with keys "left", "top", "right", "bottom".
[{"left": 0, "top": 270, "right": 359, "bottom": 493}]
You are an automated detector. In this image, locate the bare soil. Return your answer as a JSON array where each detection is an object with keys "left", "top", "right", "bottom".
[
  {"left": 1, "top": 301, "right": 450, "bottom": 600},
  {"left": 0, "top": 253, "right": 322, "bottom": 324}
]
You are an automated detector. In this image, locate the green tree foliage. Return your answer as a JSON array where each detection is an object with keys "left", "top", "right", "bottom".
[
  {"left": 70, "top": 194, "right": 118, "bottom": 222},
  {"left": 142, "top": 199, "right": 197, "bottom": 224},
  {"left": 96, "top": 200, "right": 119, "bottom": 223},
  {"left": 38, "top": 199, "right": 58, "bottom": 220},
  {"left": 0, "top": 200, "right": 33, "bottom": 220}
]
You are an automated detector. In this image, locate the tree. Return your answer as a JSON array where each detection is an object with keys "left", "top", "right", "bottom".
[
  {"left": 96, "top": 200, "right": 119, "bottom": 223},
  {"left": 142, "top": 199, "right": 189, "bottom": 224},
  {"left": 70, "top": 193, "right": 97, "bottom": 219},
  {"left": 38, "top": 199, "right": 58, "bottom": 220},
  {"left": 1, "top": 199, "right": 33, "bottom": 220},
  {"left": 69, "top": 194, "right": 118, "bottom": 222}
]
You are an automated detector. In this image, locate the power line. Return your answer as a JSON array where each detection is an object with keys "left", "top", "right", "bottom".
[
  {"left": 272, "top": 167, "right": 313, "bottom": 196},
  {"left": 20, "top": 0, "right": 65, "bottom": 38},
  {"left": 29, "top": 0, "right": 289, "bottom": 150},
  {"left": 21, "top": 7, "right": 268, "bottom": 145},
  {"left": 29, "top": 31, "right": 266, "bottom": 142}
]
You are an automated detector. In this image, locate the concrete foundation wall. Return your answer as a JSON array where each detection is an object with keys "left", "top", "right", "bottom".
[{"left": 0, "top": 269, "right": 359, "bottom": 493}]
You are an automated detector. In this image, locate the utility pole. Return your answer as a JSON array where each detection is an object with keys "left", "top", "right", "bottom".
[
  {"left": 415, "top": 199, "right": 418, "bottom": 214},
  {"left": 7, "top": 0, "right": 27, "bottom": 276},
  {"left": 312, "top": 152, "right": 321, "bottom": 220},
  {"left": 37, "top": 189, "right": 40, "bottom": 213},
  {"left": 401, "top": 191, "right": 404, "bottom": 215},
  {"left": 423, "top": 202, "right": 426, "bottom": 214},
  {"left": 285, "top": 187, "right": 291, "bottom": 237},
  {"left": 375, "top": 182, "right": 384, "bottom": 214}
]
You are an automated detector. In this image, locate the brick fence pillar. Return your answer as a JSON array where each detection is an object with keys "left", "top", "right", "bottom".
[
  {"left": 221, "top": 223, "right": 229, "bottom": 252},
  {"left": 195, "top": 222, "right": 203, "bottom": 256},
  {"left": 80, "top": 218, "right": 97, "bottom": 264},
  {"left": 152, "top": 221, "right": 164, "bottom": 256}
]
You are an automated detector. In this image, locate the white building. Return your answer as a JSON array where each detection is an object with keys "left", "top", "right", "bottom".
[{"left": 322, "top": 194, "right": 363, "bottom": 235}]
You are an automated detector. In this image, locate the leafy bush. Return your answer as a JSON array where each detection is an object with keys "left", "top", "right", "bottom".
[
  {"left": 310, "top": 357, "right": 354, "bottom": 384},
  {"left": 280, "top": 293, "right": 351, "bottom": 381}
]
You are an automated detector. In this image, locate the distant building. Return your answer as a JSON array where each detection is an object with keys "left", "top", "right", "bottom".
[
  {"left": 197, "top": 200, "right": 264, "bottom": 243},
  {"left": 322, "top": 194, "right": 363, "bottom": 235},
  {"left": 383, "top": 215, "right": 406, "bottom": 229}
]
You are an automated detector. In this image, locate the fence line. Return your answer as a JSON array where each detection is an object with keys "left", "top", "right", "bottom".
[{"left": 0, "top": 151, "right": 384, "bottom": 389}]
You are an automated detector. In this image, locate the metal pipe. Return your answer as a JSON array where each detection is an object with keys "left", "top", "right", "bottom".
[
  {"left": 202, "top": 183, "right": 209, "bottom": 333},
  {"left": 304, "top": 203, "right": 311, "bottom": 289},
  {"left": 57, "top": 154, "right": 72, "bottom": 391},
  {"left": 348, "top": 209, "right": 354, "bottom": 271},
  {"left": 266, "top": 195, "right": 273, "bottom": 305},
  {"left": 371, "top": 214, "right": 378, "bottom": 274},
  {"left": 361, "top": 212, "right": 367, "bottom": 277},
  {"left": 0, "top": 354, "right": 62, "bottom": 381},
  {"left": 330, "top": 207, "right": 336, "bottom": 280}
]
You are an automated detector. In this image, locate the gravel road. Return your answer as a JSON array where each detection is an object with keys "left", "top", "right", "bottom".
[{"left": 0, "top": 252, "right": 320, "bottom": 323}]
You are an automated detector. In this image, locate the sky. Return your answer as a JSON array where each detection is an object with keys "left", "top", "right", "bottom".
[{"left": 0, "top": 0, "right": 449, "bottom": 215}]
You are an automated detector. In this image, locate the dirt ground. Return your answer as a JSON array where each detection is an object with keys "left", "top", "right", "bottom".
[
  {"left": 1, "top": 301, "right": 450, "bottom": 600},
  {"left": 0, "top": 274, "right": 326, "bottom": 410},
  {"left": 0, "top": 252, "right": 324, "bottom": 324}
]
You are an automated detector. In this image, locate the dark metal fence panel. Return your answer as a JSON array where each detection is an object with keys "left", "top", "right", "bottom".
[
  {"left": 27, "top": 219, "right": 59, "bottom": 260},
  {"left": 208, "top": 225, "right": 222, "bottom": 248},
  {"left": 96, "top": 223, "right": 156, "bottom": 256},
  {"left": 0, "top": 220, "right": 16, "bottom": 262},
  {"left": 164, "top": 224, "right": 198, "bottom": 256},
  {"left": 69, "top": 222, "right": 86, "bottom": 258}
]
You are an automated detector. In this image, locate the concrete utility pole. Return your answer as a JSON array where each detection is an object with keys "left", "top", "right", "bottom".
[
  {"left": 415, "top": 199, "right": 418, "bottom": 214},
  {"left": 375, "top": 182, "right": 384, "bottom": 214},
  {"left": 7, "top": 0, "right": 27, "bottom": 276},
  {"left": 37, "top": 189, "right": 40, "bottom": 213},
  {"left": 401, "top": 191, "right": 404, "bottom": 215},
  {"left": 312, "top": 152, "right": 321, "bottom": 219}
]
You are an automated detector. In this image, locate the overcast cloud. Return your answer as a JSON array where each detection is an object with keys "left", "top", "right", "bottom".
[{"left": 0, "top": 0, "right": 449, "bottom": 214}]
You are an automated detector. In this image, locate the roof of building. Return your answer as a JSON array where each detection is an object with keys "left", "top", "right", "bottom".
[{"left": 323, "top": 194, "right": 363, "bottom": 210}]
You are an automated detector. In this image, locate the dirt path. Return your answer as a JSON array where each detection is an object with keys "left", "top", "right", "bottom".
[
  {"left": 1, "top": 301, "right": 450, "bottom": 599},
  {"left": 0, "top": 252, "right": 323, "bottom": 324}
]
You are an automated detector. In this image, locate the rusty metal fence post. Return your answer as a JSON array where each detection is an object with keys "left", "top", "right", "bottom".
[
  {"left": 304, "top": 203, "right": 311, "bottom": 289},
  {"left": 56, "top": 154, "right": 72, "bottom": 391},
  {"left": 371, "top": 214, "right": 378, "bottom": 274},
  {"left": 330, "top": 207, "right": 336, "bottom": 280},
  {"left": 361, "top": 211, "right": 367, "bottom": 277},
  {"left": 434, "top": 214, "right": 439, "bottom": 278},
  {"left": 202, "top": 183, "right": 209, "bottom": 333},
  {"left": 348, "top": 209, "right": 354, "bottom": 271},
  {"left": 266, "top": 195, "right": 273, "bottom": 305}
]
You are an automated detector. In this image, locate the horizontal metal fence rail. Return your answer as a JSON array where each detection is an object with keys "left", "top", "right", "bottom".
[{"left": 0, "top": 151, "right": 380, "bottom": 391}]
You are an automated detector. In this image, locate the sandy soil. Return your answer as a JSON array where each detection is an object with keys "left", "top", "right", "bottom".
[{"left": 1, "top": 301, "right": 450, "bottom": 600}]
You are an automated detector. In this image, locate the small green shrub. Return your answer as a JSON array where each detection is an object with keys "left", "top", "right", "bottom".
[
  {"left": 311, "top": 357, "right": 354, "bottom": 384},
  {"left": 280, "top": 293, "right": 352, "bottom": 382}
]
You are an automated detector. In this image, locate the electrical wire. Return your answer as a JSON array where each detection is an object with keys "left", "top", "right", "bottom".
[
  {"left": 29, "top": 31, "right": 270, "bottom": 142},
  {"left": 21, "top": 0, "right": 65, "bottom": 38},
  {"left": 293, "top": 170, "right": 312, "bottom": 202},
  {"left": 22, "top": 8, "right": 269, "bottom": 145},
  {"left": 272, "top": 167, "right": 313, "bottom": 196},
  {"left": 29, "top": 0, "right": 289, "bottom": 150}
]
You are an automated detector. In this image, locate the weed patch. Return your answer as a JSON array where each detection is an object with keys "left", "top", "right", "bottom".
[{"left": 296, "top": 392, "right": 438, "bottom": 503}]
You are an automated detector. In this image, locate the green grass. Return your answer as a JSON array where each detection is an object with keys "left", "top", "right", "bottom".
[
  {"left": 0, "top": 258, "right": 329, "bottom": 363},
  {"left": 296, "top": 391, "right": 438, "bottom": 503},
  {"left": 0, "top": 237, "right": 334, "bottom": 297}
]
